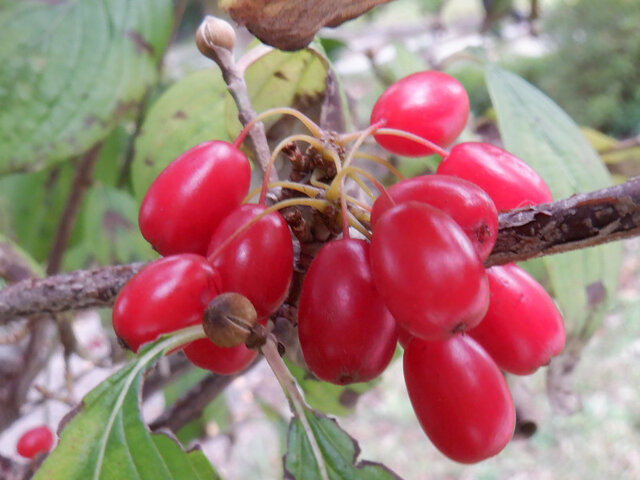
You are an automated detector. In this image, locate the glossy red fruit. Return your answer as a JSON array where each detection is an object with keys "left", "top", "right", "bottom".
[
  {"left": 370, "top": 202, "right": 489, "bottom": 340},
  {"left": 139, "top": 140, "right": 251, "bottom": 256},
  {"left": 207, "top": 204, "right": 293, "bottom": 317},
  {"left": 397, "top": 326, "right": 414, "bottom": 349},
  {"left": 370, "top": 71, "right": 469, "bottom": 157},
  {"left": 436, "top": 142, "right": 553, "bottom": 211},
  {"left": 298, "top": 239, "right": 398, "bottom": 385},
  {"left": 404, "top": 335, "right": 515, "bottom": 464},
  {"left": 183, "top": 338, "right": 257, "bottom": 375},
  {"left": 16, "top": 426, "right": 54, "bottom": 459},
  {"left": 468, "top": 264, "right": 565, "bottom": 375},
  {"left": 371, "top": 174, "right": 498, "bottom": 260},
  {"left": 112, "top": 254, "right": 217, "bottom": 352}
]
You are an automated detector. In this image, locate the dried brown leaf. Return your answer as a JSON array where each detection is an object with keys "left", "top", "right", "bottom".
[{"left": 220, "top": 0, "right": 391, "bottom": 50}]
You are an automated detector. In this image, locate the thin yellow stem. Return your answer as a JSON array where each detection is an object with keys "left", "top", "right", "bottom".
[
  {"left": 344, "top": 195, "right": 371, "bottom": 212},
  {"left": 374, "top": 127, "right": 449, "bottom": 158},
  {"left": 244, "top": 181, "right": 324, "bottom": 203},
  {"left": 354, "top": 152, "right": 405, "bottom": 180},
  {"left": 347, "top": 172, "right": 375, "bottom": 200},
  {"left": 234, "top": 107, "right": 324, "bottom": 148},
  {"left": 342, "top": 120, "right": 386, "bottom": 170},
  {"left": 348, "top": 213, "right": 372, "bottom": 239},
  {"left": 259, "top": 134, "right": 325, "bottom": 204}
]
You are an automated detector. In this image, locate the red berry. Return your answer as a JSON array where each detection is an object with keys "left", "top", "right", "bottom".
[
  {"left": 371, "top": 174, "right": 498, "bottom": 260},
  {"left": 404, "top": 335, "right": 515, "bottom": 463},
  {"left": 207, "top": 204, "right": 293, "bottom": 317},
  {"left": 139, "top": 140, "right": 251, "bottom": 256},
  {"left": 397, "top": 326, "right": 414, "bottom": 349},
  {"left": 370, "top": 71, "right": 469, "bottom": 157},
  {"left": 112, "top": 254, "right": 217, "bottom": 352},
  {"left": 468, "top": 264, "right": 565, "bottom": 375},
  {"left": 370, "top": 202, "right": 489, "bottom": 340},
  {"left": 16, "top": 426, "right": 54, "bottom": 459},
  {"left": 298, "top": 239, "right": 398, "bottom": 385},
  {"left": 436, "top": 142, "right": 553, "bottom": 211},
  {"left": 183, "top": 337, "right": 257, "bottom": 375}
]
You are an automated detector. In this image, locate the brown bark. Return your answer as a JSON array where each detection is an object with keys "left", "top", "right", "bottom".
[{"left": 2, "top": 178, "right": 640, "bottom": 323}]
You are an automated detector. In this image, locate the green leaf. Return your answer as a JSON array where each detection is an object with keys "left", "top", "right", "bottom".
[
  {"left": 485, "top": 64, "right": 622, "bottom": 339},
  {"left": 0, "top": 0, "right": 173, "bottom": 174},
  {"left": 284, "top": 409, "right": 400, "bottom": 480},
  {"left": 131, "top": 69, "right": 231, "bottom": 202},
  {"left": 35, "top": 331, "right": 220, "bottom": 480},
  {"left": 93, "top": 125, "right": 133, "bottom": 187},
  {"left": 0, "top": 165, "right": 76, "bottom": 262},
  {"left": 224, "top": 46, "right": 329, "bottom": 139},
  {"left": 63, "top": 184, "right": 156, "bottom": 270}
]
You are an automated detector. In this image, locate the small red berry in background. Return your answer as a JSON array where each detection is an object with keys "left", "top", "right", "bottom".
[
  {"left": 139, "top": 140, "right": 251, "bottom": 256},
  {"left": 370, "top": 71, "right": 469, "bottom": 156},
  {"left": 370, "top": 174, "right": 498, "bottom": 260},
  {"left": 298, "top": 238, "right": 398, "bottom": 385},
  {"left": 403, "top": 335, "right": 515, "bottom": 464},
  {"left": 112, "top": 254, "right": 218, "bottom": 352},
  {"left": 206, "top": 204, "right": 293, "bottom": 317},
  {"left": 370, "top": 202, "right": 489, "bottom": 340},
  {"left": 468, "top": 263, "right": 566, "bottom": 375},
  {"left": 437, "top": 142, "right": 553, "bottom": 210},
  {"left": 16, "top": 425, "right": 54, "bottom": 459}
]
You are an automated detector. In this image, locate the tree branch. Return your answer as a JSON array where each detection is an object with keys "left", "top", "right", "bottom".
[
  {"left": 2, "top": 178, "right": 640, "bottom": 323},
  {"left": 486, "top": 176, "right": 640, "bottom": 266},
  {"left": 196, "top": 17, "right": 276, "bottom": 181},
  {"left": 0, "top": 262, "right": 146, "bottom": 323}
]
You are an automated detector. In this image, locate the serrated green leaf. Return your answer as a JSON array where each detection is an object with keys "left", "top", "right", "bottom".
[
  {"left": 0, "top": 0, "right": 173, "bottom": 174},
  {"left": 35, "top": 329, "right": 219, "bottom": 480},
  {"left": 224, "top": 46, "right": 329, "bottom": 140},
  {"left": 485, "top": 65, "right": 622, "bottom": 339},
  {"left": 131, "top": 69, "right": 231, "bottom": 202},
  {"left": 284, "top": 409, "right": 400, "bottom": 480}
]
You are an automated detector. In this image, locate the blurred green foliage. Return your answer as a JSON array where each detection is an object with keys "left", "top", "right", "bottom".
[{"left": 517, "top": 0, "right": 640, "bottom": 136}]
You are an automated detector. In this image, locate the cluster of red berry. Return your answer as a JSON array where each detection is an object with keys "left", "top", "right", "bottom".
[
  {"left": 112, "top": 140, "right": 294, "bottom": 374},
  {"left": 298, "top": 71, "right": 565, "bottom": 463},
  {"left": 111, "top": 69, "right": 565, "bottom": 465}
]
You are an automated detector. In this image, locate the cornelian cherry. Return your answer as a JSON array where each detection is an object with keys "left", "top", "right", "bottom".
[
  {"left": 468, "top": 264, "right": 565, "bottom": 375},
  {"left": 16, "top": 425, "right": 54, "bottom": 459},
  {"left": 370, "top": 71, "right": 469, "bottom": 157},
  {"left": 370, "top": 202, "right": 489, "bottom": 340},
  {"left": 371, "top": 174, "right": 498, "bottom": 260},
  {"left": 139, "top": 140, "right": 251, "bottom": 256},
  {"left": 206, "top": 204, "right": 293, "bottom": 317},
  {"left": 183, "top": 338, "right": 258, "bottom": 375},
  {"left": 437, "top": 142, "right": 553, "bottom": 211},
  {"left": 298, "top": 239, "right": 398, "bottom": 385},
  {"left": 112, "top": 254, "right": 217, "bottom": 352},
  {"left": 404, "top": 335, "right": 515, "bottom": 463}
]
